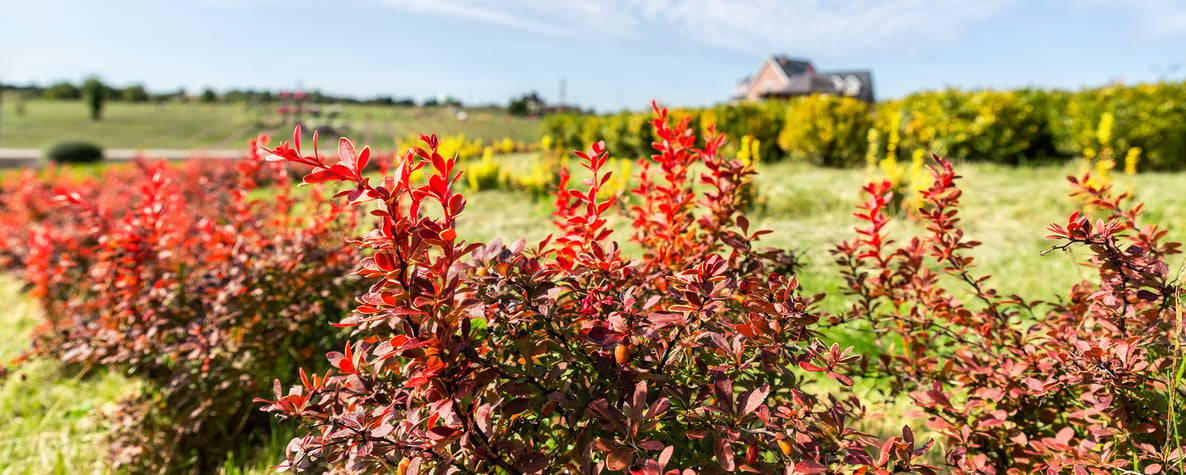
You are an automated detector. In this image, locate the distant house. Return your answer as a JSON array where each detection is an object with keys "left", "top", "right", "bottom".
[{"left": 735, "top": 55, "right": 874, "bottom": 103}]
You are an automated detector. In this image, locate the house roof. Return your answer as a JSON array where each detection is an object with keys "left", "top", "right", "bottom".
[
  {"left": 815, "top": 71, "right": 875, "bottom": 103},
  {"left": 754, "top": 56, "right": 815, "bottom": 95},
  {"left": 773, "top": 56, "right": 813, "bottom": 79},
  {"left": 737, "top": 55, "right": 875, "bottom": 103}
]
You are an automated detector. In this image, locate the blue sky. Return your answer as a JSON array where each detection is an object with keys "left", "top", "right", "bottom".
[{"left": 3, "top": 0, "right": 1185, "bottom": 112}]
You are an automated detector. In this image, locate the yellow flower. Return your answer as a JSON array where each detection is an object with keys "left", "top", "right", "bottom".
[{"left": 1124, "top": 147, "right": 1141, "bottom": 175}]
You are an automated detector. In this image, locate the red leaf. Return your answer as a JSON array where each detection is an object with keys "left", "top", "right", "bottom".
[
  {"left": 799, "top": 361, "right": 826, "bottom": 372},
  {"left": 426, "top": 426, "right": 455, "bottom": 441},
  {"left": 338, "top": 137, "right": 356, "bottom": 170},
  {"left": 637, "top": 440, "right": 665, "bottom": 451},
  {"left": 716, "top": 437, "right": 735, "bottom": 471},
  {"left": 356, "top": 146, "right": 371, "bottom": 173},
  {"left": 514, "top": 452, "right": 547, "bottom": 474},
  {"left": 304, "top": 168, "right": 337, "bottom": 184},
  {"left": 827, "top": 371, "right": 854, "bottom": 387},
  {"left": 605, "top": 445, "right": 634, "bottom": 471},
  {"left": 741, "top": 384, "right": 769, "bottom": 416},
  {"left": 1055, "top": 426, "right": 1074, "bottom": 445},
  {"left": 794, "top": 460, "right": 828, "bottom": 474},
  {"left": 658, "top": 445, "right": 673, "bottom": 468}
]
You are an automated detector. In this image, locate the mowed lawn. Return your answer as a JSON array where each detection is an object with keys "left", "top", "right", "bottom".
[
  {"left": 3, "top": 155, "right": 1185, "bottom": 472},
  {"left": 0, "top": 100, "right": 542, "bottom": 151},
  {"left": 459, "top": 157, "right": 1186, "bottom": 310}
]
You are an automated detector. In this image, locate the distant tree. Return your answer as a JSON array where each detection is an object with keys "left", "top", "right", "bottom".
[
  {"left": 222, "top": 89, "right": 246, "bottom": 103},
  {"left": 200, "top": 88, "right": 218, "bottom": 103},
  {"left": 43, "top": 81, "right": 81, "bottom": 100},
  {"left": 13, "top": 83, "right": 44, "bottom": 99},
  {"left": 122, "top": 84, "right": 150, "bottom": 102},
  {"left": 394, "top": 97, "right": 416, "bottom": 107},
  {"left": 15, "top": 91, "right": 27, "bottom": 116},
  {"left": 82, "top": 77, "right": 106, "bottom": 120},
  {"left": 369, "top": 95, "right": 395, "bottom": 105},
  {"left": 423, "top": 97, "right": 439, "bottom": 107},
  {"left": 508, "top": 91, "right": 544, "bottom": 116}
]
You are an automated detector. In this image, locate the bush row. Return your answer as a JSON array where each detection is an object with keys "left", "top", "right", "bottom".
[
  {"left": 544, "top": 81, "right": 1186, "bottom": 170},
  {"left": 395, "top": 133, "right": 539, "bottom": 162},
  {"left": 1, "top": 136, "right": 369, "bottom": 472},
  {"left": 259, "top": 104, "right": 1184, "bottom": 473}
]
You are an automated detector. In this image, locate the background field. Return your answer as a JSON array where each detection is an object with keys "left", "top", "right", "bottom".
[{"left": 0, "top": 100, "right": 542, "bottom": 151}]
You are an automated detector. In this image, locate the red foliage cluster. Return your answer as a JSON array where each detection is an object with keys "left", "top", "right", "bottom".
[
  {"left": 258, "top": 104, "right": 936, "bottom": 473},
  {"left": 834, "top": 159, "right": 1185, "bottom": 473},
  {"left": 7, "top": 99, "right": 1178, "bottom": 474},
  {"left": 8, "top": 139, "right": 370, "bottom": 472}
]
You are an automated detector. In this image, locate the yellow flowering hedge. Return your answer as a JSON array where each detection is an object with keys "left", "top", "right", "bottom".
[{"left": 540, "top": 81, "right": 1186, "bottom": 170}]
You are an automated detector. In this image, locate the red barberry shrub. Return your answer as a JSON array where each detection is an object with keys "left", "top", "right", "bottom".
[
  {"left": 257, "top": 106, "right": 935, "bottom": 474},
  {"left": 0, "top": 165, "right": 117, "bottom": 273},
  {"left": 21, "top": 137, "right": 369, "bottom": 472},
  {"left": 834, "top": 158, "right": 1185, "bottom": 473}
]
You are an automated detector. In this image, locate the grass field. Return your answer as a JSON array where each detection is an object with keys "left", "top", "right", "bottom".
[
  {"left": 0, "top": 100, "right": 542, "bottom": 151},
  {"left": 3, "top": 154, "right": 1185, "bottom": 472},
  {"left": 0, "top": 276, "right": 281, "bottom": 474},
  {"left": 460, "top": 156, "right": 1186, "bottom": 308}
]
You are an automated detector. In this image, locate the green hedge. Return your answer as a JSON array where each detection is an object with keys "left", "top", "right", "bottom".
[
  {"left": 543, "top": 81, "right": 1186, "bottom": 171},
  {"left": 1050, "top": 83, "right": 1186, "bottom": 171},
  {"left": 877, "top": 89, "right": 1059, "bottom": 166},
  {"left": 778, "top": 95, "right": 871, "bottom": 167},
  {"left": 46, "top": 141, "right": 104, "bottom": 164}
]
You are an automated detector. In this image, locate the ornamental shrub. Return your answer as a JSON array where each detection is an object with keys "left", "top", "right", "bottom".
[
  {"left": 777, "top": 95, "right": 871, "bottom": 167},
  {"left": 82, "top": 77, "right": 106, "bottom": 121},
  {"left": 46, "top": 140, "right": 103, "bottom": 164},
  {"left": 465, "top": 147, "right": 504, "bottom": 191},
  {"left": 255, "top": 97, "right": 1186, "bottom": 474},
  {"left": 22, "top": 138, "right": 368, "bottom": 472},
  {"left": 1050, "top": 82, "right": 1186, "bottom": 171},
  {"left": 834, "top": 157, "right": 1186, "bottom": 473},
  {"left": 257, "top": 103, "right": 936, "bottom": 474},
  {"left": 706, "top": 101, "right": 786, "bottom": 163},
  {"left": 879, "top": 89, "right": 1057, "bottom": 165}
]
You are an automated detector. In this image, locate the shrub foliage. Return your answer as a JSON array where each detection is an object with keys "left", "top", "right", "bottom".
[
  {"left": 257, "top": 104, "right": 937, "bottom": 473},
  {"left": 46, "top": 140, "right": 104, "bottom": 164},
  {"left": 834, "top": 159, "right": 1186, "bottom": 473},
  {"left": 3, "top": 96, "right": 1184, "bottom": 474},
  {"left": 13, "top": 140, "right": 367, "bottom": 472},
  {"left": 545, "top": 81, "right": 1186, "bottom": 170}
]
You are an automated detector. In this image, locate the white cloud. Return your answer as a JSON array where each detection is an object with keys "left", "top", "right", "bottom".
[
  {"left": 191, "top": 0, "right": 299, "bottom": 10},
  {"left": 373, "top": 0, "right": 643, "bottom": 39},
  {"left": 370, "top": 0, "right": 1017, "bottom": 58},
  {"left": 1079, "top": 0, "right": 1186, "bottom": 36}
]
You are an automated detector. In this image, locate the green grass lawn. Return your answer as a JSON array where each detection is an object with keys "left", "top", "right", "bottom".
[
  {"left": 0, "top": 275, "right": 284, "bottom": 474},
  {"left": 0, "top": 100, "right": 542, "bottom": 151},
  {"left": 3, "top": 154, "right": 1185, "bottom": 471},
  {"left": 460, "top": 155, "right": 1186, "bottom": 305},
  {"left": 454, "top": 155, "right": 1186, "bottom": 356},
  {"left": 0, "top": 277, "right": 139, "bottom": 475}
]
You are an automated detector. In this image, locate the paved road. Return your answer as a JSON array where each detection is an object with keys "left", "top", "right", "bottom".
[{"left": 0, "top": 148, "right": 245, "bottom": 168}]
